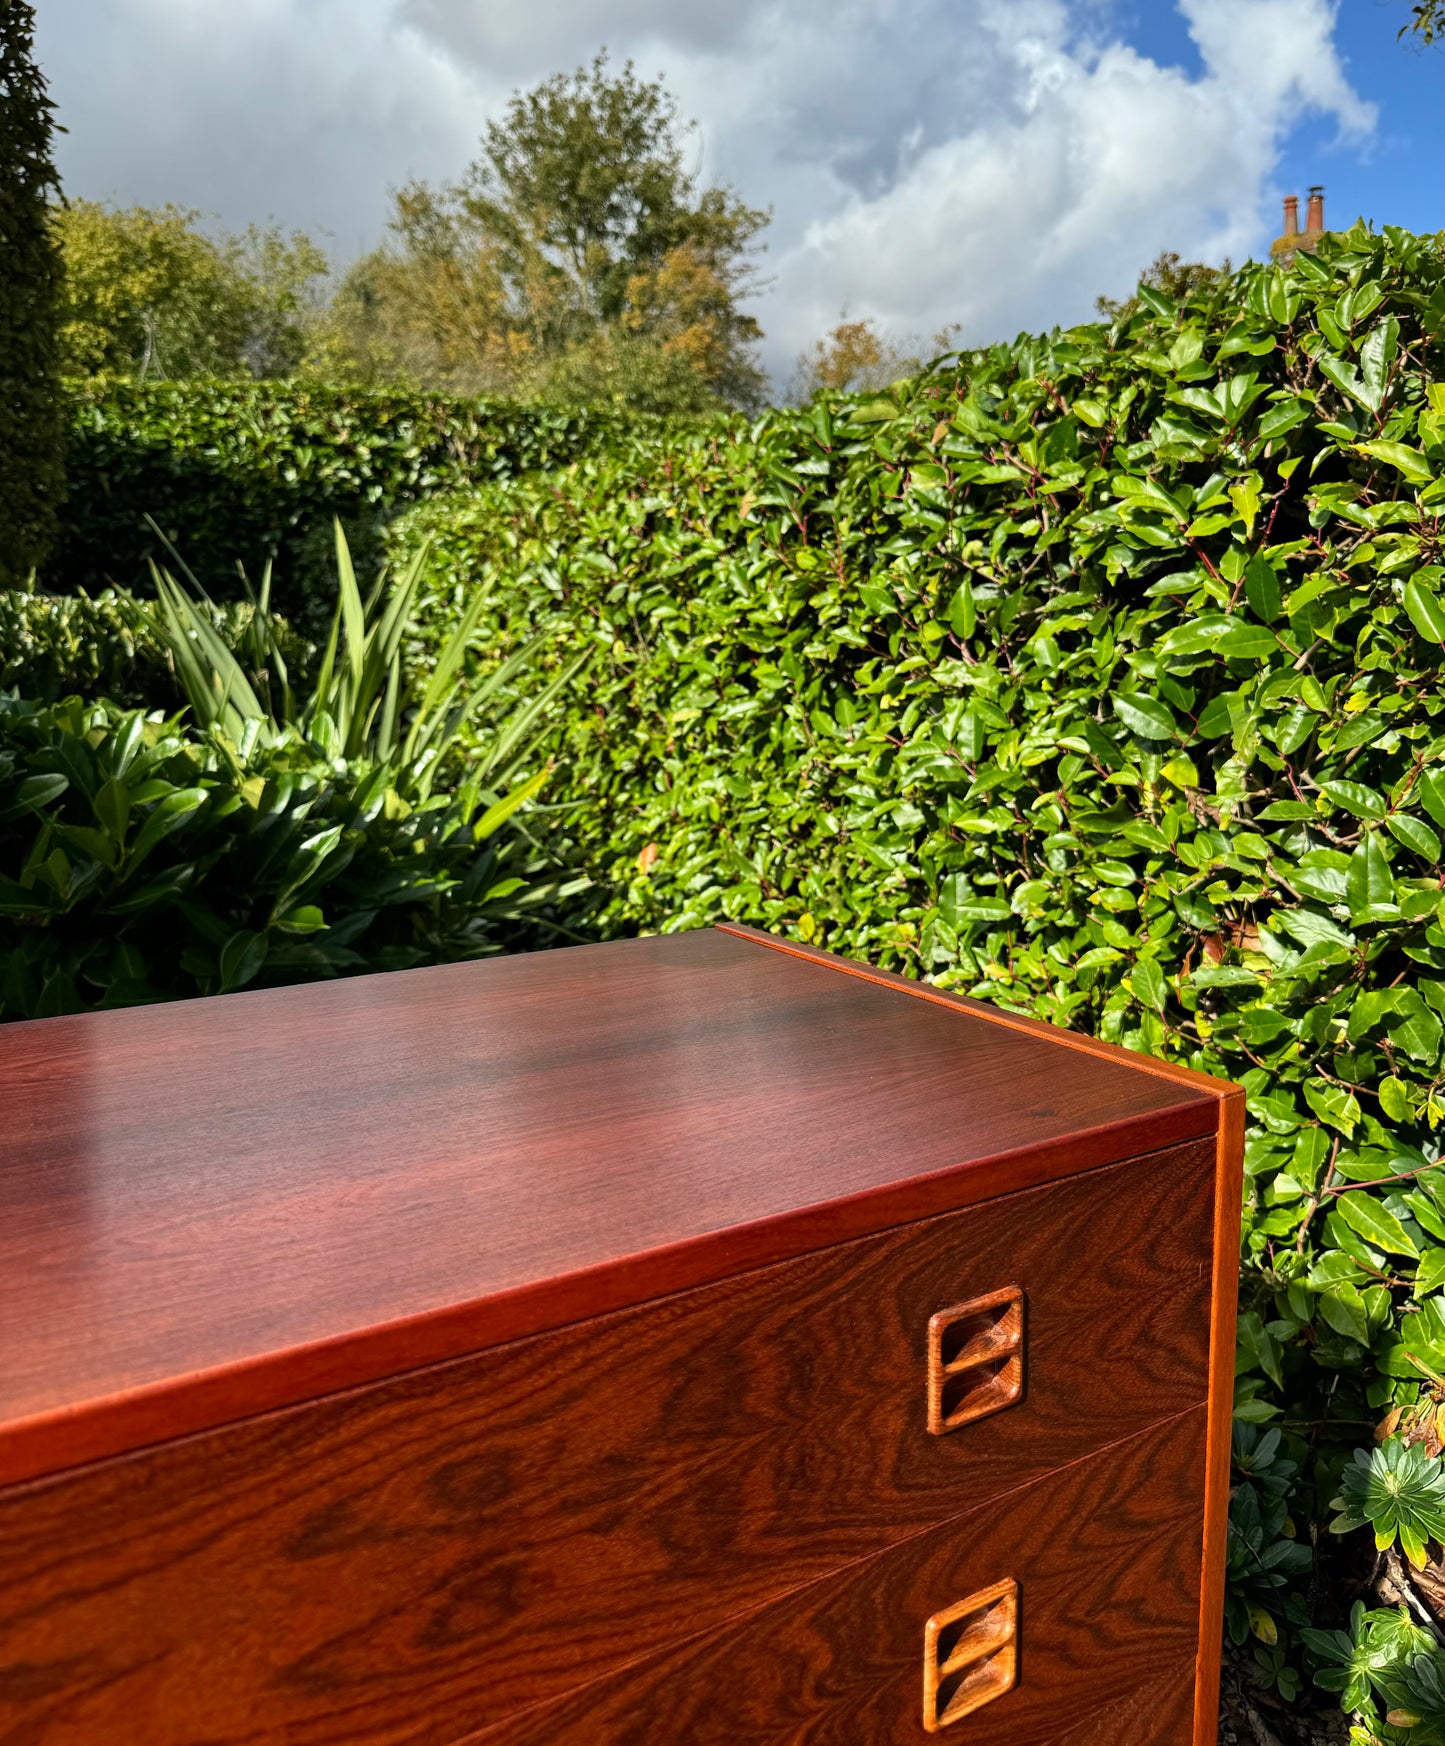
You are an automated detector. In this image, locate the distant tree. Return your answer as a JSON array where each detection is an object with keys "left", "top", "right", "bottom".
[
  {"left": 0, "top": 0, "right": 65, "bottom": 582},
  {"left": 1403, "top": 2, "right": 1443, "bottom": 44},
  {"left": 330, "top": 54, "right": 769, "bottom": 411},
  {"left": 312, "top": 184, "right": 533, "bottom": 392},
  {"left": 1096, "top": 250, "right": 1230, "bottom": 321},
  {"left": 544, "top": 235, "right": 769, "bottom": 412},
  {"left": 55, "top": 202, "right": 328, "bottom": 378},
  {"left": 789, "top": 314, "right": 960, "bottom": 403},
  {"left": 222, "top": 223, "right": 332, "bottom": 377}
]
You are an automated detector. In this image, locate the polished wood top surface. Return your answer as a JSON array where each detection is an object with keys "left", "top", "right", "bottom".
[{"left": 0, "top": 926, "right": 1220, "bottom": 1484}]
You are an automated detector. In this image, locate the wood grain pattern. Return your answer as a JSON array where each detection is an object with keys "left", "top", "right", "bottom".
[
  {"left": 1195, "top": 1086, "right": 1247, "bottom": 1746},
  {"left": 0, "top": 927, "right": 1219, "bottom": 1486},
  {"left": 458, "top": 1405, "right": 1208, "bottom": 1746},
  {"left": 0, "top": 1143, "right": 1215, "bottom": 1746},
  {"left": 715, "top": 923, "right": 1242, "bottom": 1745}
]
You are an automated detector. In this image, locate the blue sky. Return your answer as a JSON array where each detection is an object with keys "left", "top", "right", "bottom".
[
  {"left": 1125, "top": 0, "right": 1445, "bottom": 241},
  {"left": 35, "top": 1, "right": 1445, "bottom": 382},
  {"left": 1282, "top": 8, "right": 1445, "bottom": 238}
]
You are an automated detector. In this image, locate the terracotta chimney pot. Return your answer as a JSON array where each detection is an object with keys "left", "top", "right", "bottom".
[
  {"left": 1282, "top": 195, "right": 1299, "bottom": 236},
  {"left": 1305, "top": 186, "right": 1324, "bottom": 234}
]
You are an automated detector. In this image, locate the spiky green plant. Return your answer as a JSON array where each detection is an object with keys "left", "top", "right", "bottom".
[{"left": 145, "top": 517, "right": 589, "bottom": 834}]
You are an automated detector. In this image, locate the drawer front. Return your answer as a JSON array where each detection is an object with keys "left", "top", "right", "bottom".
[
  {"left": 469, "top": 1404, "right": 1208, "bottom": 1746},
  {"left": 0, "top": 1141, "right": 1214, "bottom": 1746}
]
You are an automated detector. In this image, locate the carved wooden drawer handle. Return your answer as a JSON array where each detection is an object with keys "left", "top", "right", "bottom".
[
  {"left": 923, "top": 1577, "right": 1019, "bottom": 1731},
  {"left": 926, "top": 1287, "right": 1025, "bottom": 1435}
]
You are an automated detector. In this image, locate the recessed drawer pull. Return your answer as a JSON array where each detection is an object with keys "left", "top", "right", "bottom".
[
  {"left": 927, "top": 1287, "right": 1025, "bottom": 1434},
  {"left": 922, "top": 1578, "right": 1019, "bottom": 1731}
]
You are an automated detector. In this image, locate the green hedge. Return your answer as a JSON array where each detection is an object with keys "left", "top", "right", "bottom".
[
  {"left": 2, "top": 587, "right": 167, "bottom": 707},
  {"left": 51, "top": 380, "right": 646, "bottom": 616},
  {"left": 392, "top": 224, "right": 1445, "bottom": 1695}
]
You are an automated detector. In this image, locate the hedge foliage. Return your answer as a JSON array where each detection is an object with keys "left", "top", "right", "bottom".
[
  {"left": 391, "top": 224, "right": 1445, "bottom": 1693},
  {"left": 0, "top": 584, "right": 303, "bottom": 711},
  {"left": 51, "top": 379, "right": 643, "bottom": 613}
]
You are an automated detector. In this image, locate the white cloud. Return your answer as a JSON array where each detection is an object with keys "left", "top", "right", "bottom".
[
  {"left": 38, "top": 0, "right": 488, "bottom": 251},
  {"left": 36, "top": 0, "right": 1376, "bottom": 389},
  {"left": 770, "top": 0, "right": 1376, "bottom": 368},
  {"left": 398, "top": 0, "right": 761, "bottom": 71}
]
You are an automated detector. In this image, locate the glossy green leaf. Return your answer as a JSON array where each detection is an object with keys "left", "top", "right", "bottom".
[
  {"left": 275, "top": 905, "right": 327, "bottom": 935},
  {"left": 1345, "top": 831, "right": 1393, "bottom": 913},
  {"left": 1356, "top": 440, "right": 1434, "bottom": 486},
  {"left": 1394, "top": 992, "right": 1444, "bottom": 1064},
  {"left": 948, "top": 579, "right": 977, "bottom": 640},
  {"left": 1113, "top": 693, "right": 1178, "bottom": 739},
  {"left": 1334, "top": 1191, "right": 1420, "bottom": 1258},
  {"left": 1405, "top": 576, "right": 1445, "bottom": 643},
  {"left": 1387, "top": 813, "right": 1441, "bottom": 859},
  {"left": 218, "top": 929, "right": 268, "bottom": 992},
  {"left": 1419, "top": 769, "right": 1445, "bottom": 829},
  {"left": 1381, "top": 1077, "right": 1415, "bottom": 1124},
  {"left": 1131, "top": 956, "right": 1167, "bottom": 1013},
  {"left": 1244, "top": 556, "right": 1282, "bottom": 624},
  {"left": 1319, "top": 1283, "right": 1370, "bottom": 1343},
  {"left": 1321, "top": 780, "right": 1387, "bottom": 820}
]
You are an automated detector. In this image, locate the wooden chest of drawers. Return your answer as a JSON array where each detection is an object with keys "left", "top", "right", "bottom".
[{"left": 0, "top": 923, "right": 1242, "bottom": 1745}]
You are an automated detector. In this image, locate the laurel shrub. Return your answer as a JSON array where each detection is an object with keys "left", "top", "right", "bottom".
[{"left": 391, "top": 223, "right": 1445, "bottom": 1727}]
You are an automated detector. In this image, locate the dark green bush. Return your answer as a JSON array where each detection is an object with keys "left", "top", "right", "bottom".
[
  {"left": 2, "top": 586, "right": 168, "bottom": 705},
  {"left": 390, "top": 224, "right": 1445, "bottom": 1716},
  {"left": 51, "top": 379, "right": 648, "bottom": 614},
  {"left": 0, "top": 0, "right": 65, "bottom": 582},
  {"left": 0, "top": 692, "right": 572, "bottom": 1020}
]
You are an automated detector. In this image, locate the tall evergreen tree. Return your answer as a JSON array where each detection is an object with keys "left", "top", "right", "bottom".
[{"left": 0, "top": 0, "right": 63, "bottom": 582}]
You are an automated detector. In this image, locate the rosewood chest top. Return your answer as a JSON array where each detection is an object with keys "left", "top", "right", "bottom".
[{"left": 0, "top": 923, "right": 1242, "bottom": 1745}]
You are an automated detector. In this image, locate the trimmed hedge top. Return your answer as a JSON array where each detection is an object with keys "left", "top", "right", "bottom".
[{"left": 51, "top": 379, "right": 650, "bottom": 610}]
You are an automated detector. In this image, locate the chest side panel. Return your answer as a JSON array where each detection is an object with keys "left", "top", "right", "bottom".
[
  {"left": 0, "top": 1140, "right": 1215, "bottom": 1746},
  {"left": 464, "top": 1404, "right": 1207, "bottom": 1746}
]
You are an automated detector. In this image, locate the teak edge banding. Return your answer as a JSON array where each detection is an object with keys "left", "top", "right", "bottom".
[
  {"left": 716, "top": 923, "right": 1245, "bottom": 1746},
  {"left": 1196, "top": 1086, "right": 1246, "bottom": 1746}
]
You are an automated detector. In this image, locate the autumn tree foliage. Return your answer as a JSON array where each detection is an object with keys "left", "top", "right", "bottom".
[
  {"left": 790, "top": 314, "right": 961, "bottom": 403},
  {"left": 327, "top": 56, "right": 769, "bottom": 412},
  {"left": 54, "top": 202, "right": 328, "bottom": 379}
]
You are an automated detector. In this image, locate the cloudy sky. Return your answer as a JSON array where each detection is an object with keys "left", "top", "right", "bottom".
[{"left": 33, "top": 0, "right": 1445, "bottom": 386}]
